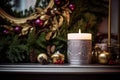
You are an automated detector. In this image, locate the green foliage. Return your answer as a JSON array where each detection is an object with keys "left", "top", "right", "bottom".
[
  {"left": 69, "top": 0, "right": 108, "bottom": 44},
  {"left": 12, "top": 36, "right": 27, "bottom": 62},
  {"left": 0, "top": 36, "right": 11, "bottom": 63},
  {"left": 0, "top": 0, "right": 108, "bottom": 63},
  {"left": 0, "top": 34, "right": 28, "bottom": 63}
]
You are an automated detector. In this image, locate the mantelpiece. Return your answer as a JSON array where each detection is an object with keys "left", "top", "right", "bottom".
[
  {"left": 0, "top": 64, "right": 120, "bottom": 80},
  {"left": 0, "top": 64, "right": 120, "bottom": 73}
]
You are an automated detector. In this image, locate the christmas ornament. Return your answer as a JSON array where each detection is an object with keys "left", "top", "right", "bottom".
[
  {"left": 14, "top": 26, "right": 22, "bottom": 34},
  {"left": 51, "top": 51, "right": 65, "bottom": 64},
  {"left": 54, "top": 0, "right": 61, "bottom": 5},
  {"left": 63, "top": 10, "right": 70, "bottom": 25},
  {"left": 98, "top": 51, "right": 110, "bottom": 64},
  {"left": 30, "top": 50, "right": 37, "bottom": 63},
  {"left": 3, "top": 29, "right": 9, "bottom": 34},
  {"left": 37, "top": 53, "right": 48, "bottom": 64},
  {"left": 34, "top": 19, "right": 44, "bottom": 27},
  {"left": 92, "top": 45, "right": 102, "bottom": 63},
  {"left": 68, "top": 3, "right": 75, "bottom": 11},
  {"left": 47, "top": 45, "right": 56, "bottom": 56}
]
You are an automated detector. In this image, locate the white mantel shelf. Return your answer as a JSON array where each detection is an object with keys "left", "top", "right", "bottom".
[{"left": 0, "top": 64, "right": 120, "bottom": 74}]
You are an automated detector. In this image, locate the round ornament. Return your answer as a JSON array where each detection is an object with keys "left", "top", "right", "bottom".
[
  {"left": 34, "top": 19, "right": 44, "bottom": 27},
  {"left": 68, "top": 3, "right": 75, "bottom": 11},
  {"left": 92, "top": 45, "right": 102, "bottom": 63},
  {"left": 54, "top": 0, "right": 61, "bottom": 5},
  {"left": 14, "top": 26, "right": 22, "bottom": 34},
  {"left": 98, "top": 51, "right": 110, "bottom": 64},
  {"left": 3, "top": 29, "right": 9, "bottom": 34},
  {"left": 51, "top": 51, "right": 65, "bottom": 64},
  {"left": 37, "top": 53, "right": 48, "bottom": 64}
]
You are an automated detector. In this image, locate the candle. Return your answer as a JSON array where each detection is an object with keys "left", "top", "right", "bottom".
[
  {"left": 67, "top": 29, "right": 92, "bottom": 65},
  {"left": 68, "top": 29, "right": 91, "bottom": 40},
  {"left": 108, "top": 0, "right": 111, "bottom": 48}
]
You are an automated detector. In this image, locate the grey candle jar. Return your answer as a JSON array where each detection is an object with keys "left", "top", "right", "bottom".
[{"left": 67, "top": 33, "right": 92, "bottom": 65}]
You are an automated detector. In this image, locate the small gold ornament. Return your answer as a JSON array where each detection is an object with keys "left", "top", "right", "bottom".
[
  {"left": 92, "top": 45, "right": 102, "bottom": 63},
  {"left": 98, "top": 51, "right": 110, "bottom": 64},
  {"left": 51, "top": 51, "right": 65, "bottom": 64},
  {"left": 37, "top": 53, "right": 48, "bottom": 64}
]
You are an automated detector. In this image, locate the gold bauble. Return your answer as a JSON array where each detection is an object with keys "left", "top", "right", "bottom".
[
  {"left": 37, "top": 53, "right": 48, "bottom": 64},
  {"left": 92, "top": 45, "right": 102, "bottom": 63},
  {"left": 98, "top": 51, "right": 110, "bottom": 64},
  {"left": 51, "top": 51, "right": 65, "bottom": 64}
]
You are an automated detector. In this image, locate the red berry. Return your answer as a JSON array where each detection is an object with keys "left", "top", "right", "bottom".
[
  {"left": 109, "top": 60, "right": 116, "bottom": 65},
  {"left": 60, "top": 60, "right": 64, "bottom": 64}
]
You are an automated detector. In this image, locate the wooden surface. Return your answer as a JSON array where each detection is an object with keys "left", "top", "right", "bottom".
[
  {"left": 0, "top": 64, "right": 120, "bottom": 80},
  {"left": 0, "top": 64, "right": 120, "bottom": 74}
]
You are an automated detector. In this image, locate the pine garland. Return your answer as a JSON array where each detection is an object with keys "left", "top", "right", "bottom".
[{"left": 0, "top": 0, "right": 108, "bottom": 63}]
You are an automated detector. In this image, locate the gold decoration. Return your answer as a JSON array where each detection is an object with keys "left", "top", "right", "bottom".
[
  {"left": 63, "top": 9, "right": 71, "bottom": 25},
  {"left": 40, "top": 15, "right": 50, "bottom": 20},
  {"left": 0, "top": 0, "right": 54, "bottom": 24},
  {"left": 51, "top": 51, "right": 65, "bottom": 64},
  {"left": 92, "top": 45, "right": 102, "bottom": 63},
  {"left": 37, "top": 53, "right": 48, "bottom": 64},
  {"left": 50, "top": 45, "right": 56, "bottom": 53},
  {"left": 0, "top": 0, "right": 54, "bottom": 35},
  {"left": 58, "top": 16, "right": 64, "bottom": 28},
  {"left": 45, "top": 32, "right": 53, "bottom": 40},
  {"left": 98, "top": 51, "right": 110, "bottom": 64},
  {"left": 0, "top": 0, "right": 71, "bottom": 37},
  {"left": 47, "top": 45, "right": 56, "bottom": 56}
]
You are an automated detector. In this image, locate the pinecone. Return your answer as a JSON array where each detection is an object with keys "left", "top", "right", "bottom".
[{"left": 30, "top": 50, "right": 37, "bottom": 63}]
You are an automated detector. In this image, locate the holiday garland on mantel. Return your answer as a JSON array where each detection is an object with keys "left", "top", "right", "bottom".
[{"left": 0, "top": 0, "right": 108, "bottom": 63}]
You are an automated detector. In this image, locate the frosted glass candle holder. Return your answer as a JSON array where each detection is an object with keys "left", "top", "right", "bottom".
[{"left": 67, "top": 32, "right": 92, "bottom": 65}]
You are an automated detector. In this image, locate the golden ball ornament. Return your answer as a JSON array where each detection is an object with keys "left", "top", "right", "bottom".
[
  {"left": 92, "top": 45, "right": 102, "bottom": 63},
  {"left": 51, "top": 51, "right": 65, "bottom": 64},
  {"left": 37, "top": 53, "right": 48, "bottom": 64},
  {"left": 98, "top": 51, "right": 110, "bottom": 64}
]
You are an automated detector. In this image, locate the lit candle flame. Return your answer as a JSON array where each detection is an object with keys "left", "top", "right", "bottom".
[{"left": 79, "top": 29, "right": 81, "bottom": 33}]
